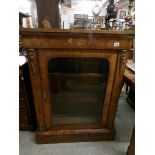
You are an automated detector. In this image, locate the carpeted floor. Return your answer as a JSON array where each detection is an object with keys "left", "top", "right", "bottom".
[{"left": 19, "top": 87, "right": 135, "bottom": 155}]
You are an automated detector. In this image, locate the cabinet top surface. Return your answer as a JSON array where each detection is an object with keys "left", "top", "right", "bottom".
[
  {"left": 20, "top": 28, "right": 135, "bottom": 36},
  {"left": 20, "top": 28, "right": 134, "bottom": 50}
]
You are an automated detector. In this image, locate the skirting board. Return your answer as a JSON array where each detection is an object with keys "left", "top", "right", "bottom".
[{"left": 36, "top": 128, "right": 115, "bottom": 144}]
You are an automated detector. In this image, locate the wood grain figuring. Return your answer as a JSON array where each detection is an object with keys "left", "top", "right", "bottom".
[
  {"left": 20, "top": 28, "right": 134, "bottom": 143},
  {"left": 106, "top": 50, "right": 128, "bottom": 128},
  {"left": 36, "top": 128, "right": 115, "bottom": 144},
  {"left": 20, "top": 29, "right": 134, "bottom": 50},
  {"left": 23, "top": 37, "right": 131, "bottom": 49}
]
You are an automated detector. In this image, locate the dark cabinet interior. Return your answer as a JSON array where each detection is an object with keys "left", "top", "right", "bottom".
[{"left": 48, "top": 58, "right": 109, "bottom": 125}]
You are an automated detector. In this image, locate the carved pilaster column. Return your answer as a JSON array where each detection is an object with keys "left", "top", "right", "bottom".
[{"left": 27, "top": 49, "right": 37, "bottom": 74}]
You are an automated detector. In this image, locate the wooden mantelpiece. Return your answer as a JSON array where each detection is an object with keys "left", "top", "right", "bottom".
[{"left": 20, "top": 28, "right": 134, "bottom": 144}]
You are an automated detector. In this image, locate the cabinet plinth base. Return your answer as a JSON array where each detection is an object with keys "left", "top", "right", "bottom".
[{"left": 36, "top": 128, "right": 115, "bottom": 144}]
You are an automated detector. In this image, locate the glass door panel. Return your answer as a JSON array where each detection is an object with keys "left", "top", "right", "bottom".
[{"left": 48, "top": 58, "right": 109, "bottom": 125}]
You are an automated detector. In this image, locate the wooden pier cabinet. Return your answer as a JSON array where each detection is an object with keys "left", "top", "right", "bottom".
[{"left": 20, "top": 28, "right": 134, "bottom": 144}]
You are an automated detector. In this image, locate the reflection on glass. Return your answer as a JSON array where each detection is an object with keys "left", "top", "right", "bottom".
[{"left": 48, "top": 58, "right": 109, "bottom": 125}]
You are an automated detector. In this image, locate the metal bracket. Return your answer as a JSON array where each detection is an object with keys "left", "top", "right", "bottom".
[
  {"left": 27, "top": 49, "right": 37, "bottom": 74},
  {"left": 119, "top": 50, "right": 128, "bottom": 74},
  {"left": 19, "top": 35, "right": 27, "bottom": 55}
]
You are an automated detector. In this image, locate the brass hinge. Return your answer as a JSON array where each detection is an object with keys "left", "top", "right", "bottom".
[{"left": 39, "top": 122, "right": 45, "bottom": 131}]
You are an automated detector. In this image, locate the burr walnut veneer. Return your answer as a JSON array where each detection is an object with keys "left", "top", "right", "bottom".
[{"left": 20, "top": 28, "right": 134, "bottom": 144}]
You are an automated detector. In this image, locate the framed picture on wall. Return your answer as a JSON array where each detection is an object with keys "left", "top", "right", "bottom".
[{"left": 119, "top": 11, "right": 126, "bottom": 19}]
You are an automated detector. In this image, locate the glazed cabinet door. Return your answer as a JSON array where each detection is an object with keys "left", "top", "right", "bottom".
[{"left": 38, "top": 49, "right": 118, "bottom": 129}]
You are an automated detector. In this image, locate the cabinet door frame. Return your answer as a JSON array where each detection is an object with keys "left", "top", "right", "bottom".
[{"left": 37, "top": 49, "right": 118, "bottom": 129}]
